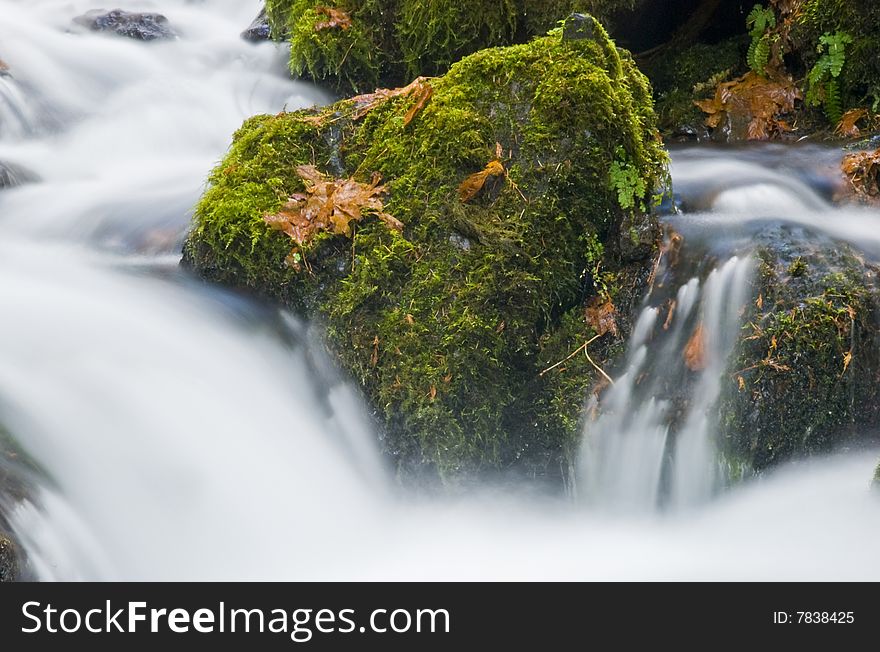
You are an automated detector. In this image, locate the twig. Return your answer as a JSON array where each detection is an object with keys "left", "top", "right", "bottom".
[
  {"left": 583, "top": 345, "right": 615, "bottom": 386},
  {"left": 540, "top": 334, "right": 607, "bottom": 379}
]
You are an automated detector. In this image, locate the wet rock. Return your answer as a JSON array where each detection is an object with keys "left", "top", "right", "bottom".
[
  {"left": 0, "top": 533, "right": 19, "bottom": 582},
  {"left": 73, "top": 9, "right": 178, "bottom": 41},
  {"left": 241, "top": 8, "right": 271, "bottom": 42},
  {"left": 184, "top": 17, "right": 666, "bottom": 482},
  {"left": 0, "top": 162, "right": 39, "bottom": 190},
  {"left": 562, "top": 13, "right": 597, "bottom": 42},
  {"left": 718, "top": 224, "right": 880, "bottom": 471}
]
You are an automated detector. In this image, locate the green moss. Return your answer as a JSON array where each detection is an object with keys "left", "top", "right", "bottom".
[
  {"left": 642, "top": 37, "right": 746, "bottom": 135},
  {"left": 0, "top": 533, "right": 19, "bottom": 582},
  {"left": 719, "top": 241, "right": 880, "bottom": 471},
  {"left": 186, "top": 17, "right": 665, "bottom": 480},
  {"left": 266, "top": 0, "right": 648, "bottom": 93}
]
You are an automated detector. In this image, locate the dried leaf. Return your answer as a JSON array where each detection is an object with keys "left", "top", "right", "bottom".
[
  {"left": 459, "top": 160, "right": 505, "bottom": 203},
  {"left": 350, "top": 77, "right": 432, "bottom": 121},
  {"left": 840, "top": 148, "right": 880, "bottom": 204},
  {"left": 843, "top": 350, "right": 853, "bottom": 374},
  {"left": 662, "top": 299, "right": 676, "bottom": 331},
  {"left": 585, "top": 298, "right": 619, "bottom": 338},
  {"left": 429, "top": 385, "right": 437, "bottom": 400},
  {"left": 695, "top": 72, "right": 801, "bottom": 141},
  {"left": 756, "top": 293, "right": 764, "bottom": 310},
  {"left": 371, "top": 336, "right": 380, "bottom": 367},
  {"left": 737, "top": 375, "right": 746, "bottom": 392},
  {"left": 836, "top": 109, "right": 868, "bottom": 138},
  {"left": 405, "top": 313, "right": 415, "bottom": 325},
  {"left": 403, "top": 81, "right": 433, "bottom": 126},
  {"left": 684, "top": 322, "right": 706, "bottom": 372},
  {"left": 264, "top": 166, "right": 402, "bottom": 266},
  {"left": 314, "top": 7, "right": 352, "bottom": 31},
  {"left": 443, "top": 373, "right": 453, "bottom": 383}
]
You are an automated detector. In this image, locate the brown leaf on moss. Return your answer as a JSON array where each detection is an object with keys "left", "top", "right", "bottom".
[
  {"left": 264, "top": 166, "right": 402, "bottom": 262},
  {"left": 314, "top": 7, "right": 352, "bottom": 31},
  {"left": 695, "top": 72, "right": 801, "bottom": 141},
  {"left": 403, "top": 81, "right": 433, "bottom": 126},
  {"left": 841, "top": 149, "right": 880, "bottom": 204},
  {"left": 371, "top": 336, "right": 380, "bottom": 367},
  {"left": 459, "top": 160, "right": 505, "bottom": 203},
  {"left": 350, "top": 77, "right": 432, "bottom": 121},
  {"left": 843, "top": 350, "right": 853, "bottom": 374},
  {"left": 429, "top": 385, "right": 437, "bottom": 400},
  {"left": 585, "top": 297, "right": 619, "bottom": 338},
  {"left": 683, "top": 322, "right": 706, "bottom": 372},
  {"left": 836, "top": 109, "right": 869, "bottom": 138}
]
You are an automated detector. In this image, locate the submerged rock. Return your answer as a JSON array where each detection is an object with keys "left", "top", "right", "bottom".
[
  {"left": 73, "top": 9, "right": 178, "bottom": 41},
  {"left": 718, "top": 224, "right": 880, "bottom": 471},
  {"left": 0, "top": 161, "right": 39, "bottom": 190},
  {"left": 242, "top": 8, "right": 272, "bottom": 42},
  {"left": 184, "top": 15, "right": 666, "bottom": 481}
]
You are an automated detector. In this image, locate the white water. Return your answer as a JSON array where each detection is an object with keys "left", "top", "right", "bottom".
[
  {"left": 1, "top": 0, "right": 879, "bottom": 580},
  {"left": 580, "top": 256, "right": 752, "bottom": 511}
]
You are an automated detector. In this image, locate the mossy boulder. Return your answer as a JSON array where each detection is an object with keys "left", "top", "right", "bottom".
[
  {"left": 184, "top": 17, "right": 667, "bottom": 481},
  {"left": 265, "top": 0, "right": 644, "bottom": 92},
  {"left": 0, "top": 533, "right": 19, "bottom": 582},
  {"left": 719, "top": 225, "right": 880, "bottom": 471}
]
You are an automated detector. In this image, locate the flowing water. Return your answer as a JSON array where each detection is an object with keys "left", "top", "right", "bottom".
[{"left": 1, "top": 0, "right": 879, "bottom": 581}]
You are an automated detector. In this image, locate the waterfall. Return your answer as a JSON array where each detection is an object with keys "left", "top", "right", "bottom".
[
  {"left": 579, "top": 256, "right": 752, "bottom": 511},
  {"left": 0, "top": 0, "right": 877, "bottom": 580}
]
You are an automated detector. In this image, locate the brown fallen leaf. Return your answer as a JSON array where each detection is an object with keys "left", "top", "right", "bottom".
[
  {"left": 458, "top": 160, "right": 505, "bottom": 203},
  {"left": 371, "top": 336, "right": 380, "bottom": 367},
  {"left": 683, "top": 322, "right": 706, "bottom": 372},
  {"left": 264, "top": 166, "right": 403, "bottom": 266},
  {"left": 314, "top": 6, "right": 352, "bottom": 31},
  {"left": 840, "top": 148, "right": 880, "bottom": 204},
  {"left": 756, "top": 293, "right": 763, "bottom": 310},
  {"left": 443, "top": 373, "right": 453, "bottom": 383},
  {"left": 836, "top": 108, "right": 868, "bottom": 139},
  {"left": 662, "top": 299, "right": 677, "bottom": 331},
  {"left": 585, "top": 297, "right": 619, "bottom": 338},
  {"left": 695, "top": 71, "right": 801, "bottom": 141},
  {"left": 843, "top": 350, "right": 853, "bottom": 374},
  {"left": 405, "top": 313, "right": 415, "bottom": 325},
  {"left": 429, "top": 385, "right": 437, "bottom": 400},
  {"left": 403, "top": 81, "right": 433, "bottom": 127},
  {"left": 737, "top": 375, "right": 746, "bottom": 392},
  {"left": 350, "top": 77, "right": 433, "bottom": 121}
]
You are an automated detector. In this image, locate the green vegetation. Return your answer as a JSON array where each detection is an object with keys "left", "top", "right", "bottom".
[
  {"left": 186, "top": 17, "right": 666, "bottom": 480},
  {"left": 264, "top": 0, "right": 645, "bottom": 92},
  {"left": 746, "top": 4, "right": 776, "bottom": 76},
  {"left": 805, "top": 31, "right": 852, "bottom": 123},
  {"left": 720, "top": 242, "right": 880, "bottom": 470}
]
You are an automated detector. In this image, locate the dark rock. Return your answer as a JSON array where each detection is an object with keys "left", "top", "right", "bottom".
[
  {"left": 0, "top": 162, "right": 39, "bottom": 190},
  {"left": 718, "top": 224, "right": 880, "bottom": 471},
  {"left": 74, "top": 9, "right": 178, "bottom": 41},
  {"left": 241, "top": 8, "right": 271, "bottom": 42},
  {"left": 0, "top": 533, "right": 19, "bottom": 582},
  {"left": 562, "top": 13, "right": 597, "bottom": 42}
]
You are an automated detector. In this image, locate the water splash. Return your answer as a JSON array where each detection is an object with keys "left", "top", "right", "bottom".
[{"left": 579, "top": 257, "right": 752, "bottom": 511}]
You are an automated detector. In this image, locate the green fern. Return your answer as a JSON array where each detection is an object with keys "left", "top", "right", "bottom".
[
  {"left": 745, "top": 4, "right": 775, "bottom": 75},
  {"left": 806, "top": 31, "right": 852, "bottom": 124},
  {"left": 609, "top": 147, "right": 646, "bottom": 211}
]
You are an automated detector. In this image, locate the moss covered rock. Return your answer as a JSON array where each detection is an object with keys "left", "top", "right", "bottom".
[
  {"left": 185, "top": 17, "right": 666, "bottom": 481},
  {"left": 0, "top": 533, "right": 19, "bottom": 582},
  {"left": 719, "top": 225, "right": 880, "bottom": 471},
  {"left": 265, "top": 0, "right": 644, "bottom": 92}
]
